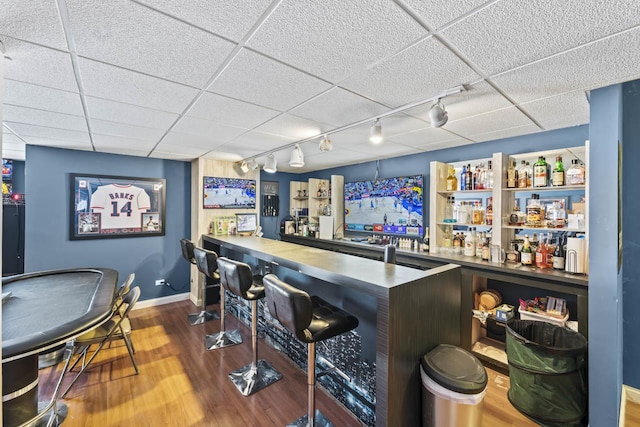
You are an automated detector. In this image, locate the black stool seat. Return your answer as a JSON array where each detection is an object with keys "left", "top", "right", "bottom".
[
  {"left": 263, "top": 274, "right": 359, "bottom": 427},
  {"left": 181, "top": 238, "right": 219, "bottom": 325}
]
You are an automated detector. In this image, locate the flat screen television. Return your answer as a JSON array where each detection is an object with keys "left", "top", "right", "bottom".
[
  {"left": 203, "top": 177, "right": 256, "bottom": 209},
  {"left": 344, "top": 175, "right": 424, "bottom": 236},
  {"left": 236, "top": 213, "right": 258, "bottom": 234},
  {"left": 2, "top": 159, "right": 13, "bottom": 181}
]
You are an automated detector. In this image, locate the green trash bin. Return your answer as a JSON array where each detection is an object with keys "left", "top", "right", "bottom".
[{"left": 506, "top": 319, "right": 588, "bottom": 425}]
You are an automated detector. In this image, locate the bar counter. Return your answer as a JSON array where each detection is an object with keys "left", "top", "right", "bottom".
[{"left": 203, "top": 234, "right": 462, "bottom": 427}]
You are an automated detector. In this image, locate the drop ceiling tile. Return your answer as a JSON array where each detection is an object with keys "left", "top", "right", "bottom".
[
  {"left": 137, "top": 0, "right": 273, "bottom": 42},
  {"left": 402, "top": 0, "right": 490, "bottom": 29},
  {"left": 2, "top": 149, "right": 26, "bottom": 161},
  {"left": 303, "top": 148, "right": 377, "bottom": 167},
  {"left": 94, "top": 146, "right": 151, "bottom": 157},
  {"left": 1, "top": 0, "right": 68, "bottom": 50},
  {"left": 404, "top": 82, "right": 512, "bottom": 123},
  {"left": 492, "top": 27, "right": 640, "bottom": 103},
  {"left": 377, "top": 114, "right": 430, "bottom": 137},
  {"left": 247, "top": 0, "right": 427, "bottom": 83},
  {"left": 78, "top": 58, "right": 199, "bottom": 113},
  {"left": 225, "top": 130, "right": 296, "bottom": 151},
  {"left": 66, "top": 0, "right": 236, "bottom": 87},
  {"left": 5, "top": 123, "right": 91, "bottom": 144},
  {"left": 254, "top": 114, "right": 332, "bottom": 140},
  {"left": 188, "top": 92, "right": 280, "bottom": 128},
  {"left": 343, "top": 141, "right": 422, "bottom": 158},
  {"left": 341, "top": 37, "right": 479, "bottom": 107},
  {"left": 85, "top": 97, "right": 179, "bottom": 129},
  {"left": 413, "top": 138, "right": 472, "bottom": 153},
  {"left": 173, "top": 116, "right": 248, "bottom": 143},
  {"left": 445, "top": 107, "right": 535, "bottom": 139},
  {"left": 442, "top": 0, "right": 640, "bottom": 75},
  {"left": 3, "top": 105, "right": 87, "bottom": 132},
  {"left": 149, "top": 150, "right": 199, "bottom": 161},
  {"left": 208, "top": 49, "right": 332, "bottom": 111},
  {"left": 1, "top": 133, "right": 25, "bottom": 146},
  {"left": 1, "top": 37, "right": 78, "bottom": 92},
  {"left": 471, "top": 123, "right": 541, "bottom": 143},
  {"left": 21, "top": 136, "right": 93, "bottom": 150},
  {"left": 91, "top": 119, "right": 166, "bottom": 142},
  {"left": 93, "top": 133, "right": 157, "bottom": 151},
  {"left": 4, "top": 80, "right": 84, "bottom": 116},
  {"left": 388, "top": 126, "right": 465, "bottom": 147},
  {"left": 152, "top": 141, "right": 210, "bottom": 157},
  {"left": 162, "top": 130, "right": 225, "bottom": 150},
  {"left": 539, "top": 117, "right": 590, "bottom": 132},
  {"left": 289, "top": 87, "right": 390, "bottom": 127},
  {"left": 520, "top": 91, "right": 590, "bottom": 126},
  {"left": 201, "top": 149, "right": 249, "bottom": 162}
]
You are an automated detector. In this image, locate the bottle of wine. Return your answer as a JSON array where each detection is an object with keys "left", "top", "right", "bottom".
[
  {"left": 423, "top": 227, "right": 430, "bottom": 252},
  {"left": 553, "top": 235, "right": 566, "bottom": 270},
  {"left": 521, "top": 234, "right": 533, "bottom": 265},
  {"left": 535, "top": 233, "right": 549, "bottom": 268}
]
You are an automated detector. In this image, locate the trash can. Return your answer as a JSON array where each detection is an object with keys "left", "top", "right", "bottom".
[
  {"left": 420, "top": 344, "right": 488, "bottom": 427},
  {"left": 506, "top": 319, "right": 588, "bottom": 425}
]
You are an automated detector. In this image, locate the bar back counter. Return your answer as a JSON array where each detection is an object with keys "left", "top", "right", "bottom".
[{"left": 203, "top": 234, "right": 462, "bottom": 427}]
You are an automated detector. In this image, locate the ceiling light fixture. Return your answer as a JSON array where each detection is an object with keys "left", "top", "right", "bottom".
[
  {"left": 263, "top": 154, "right": 277, "bottom": 173},
  {"left": 369, "top": 119, "right": 383, "bottom": 144},
  {"left": 319, "top": 135, "right": 333, "bottom": 152},
  {"left": 249, "top": 159, "right": 259, "bottom": 171},
  {"left": 238, "top": 160, "right": 249, "bottom": 174},
  {"left": 289, "top": 144, "right": 305, "bottom": 167},
  {"left": 429, "top": 99, "right": 448, "bottom": 128}
]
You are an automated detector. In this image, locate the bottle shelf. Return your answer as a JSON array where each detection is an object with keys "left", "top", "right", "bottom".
[
  {"left": 502, "top": 225, "right": 586, "bottom": 233},
  {"left": 293, "top": 196, "right": 308, "bottom": 201},
  {"left": 437, "top": 189, "right": 493, "bottom": 194},
  {"left": 312, "top": 196, "right": 329, "bottom": 200},
  {"left": 502, "top": 184, "right": 585, "bottom": 192},
  {"left": 437, "top": 222, "right": 492, "bottom": 227}
]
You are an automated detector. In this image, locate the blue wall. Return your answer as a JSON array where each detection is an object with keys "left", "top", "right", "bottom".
[
  {"left": 24, "top": 145, "right": 191, "bottom": 301},
  {"left": 10, "top": 160, "right": 25, "bottom": 194},
  {"left": 259, "top": 171, "right": 299, "bottom": 240},
  {"left": 623, "top": 80, "right": 640, "bottom": 388}
]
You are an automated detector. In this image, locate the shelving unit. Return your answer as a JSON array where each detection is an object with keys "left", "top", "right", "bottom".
[
  {"left": 289, "top": 180, "right": 308, "bottom": 217},
  {"left": 287, "top": 176, "right": 344, "bottom": 238}
]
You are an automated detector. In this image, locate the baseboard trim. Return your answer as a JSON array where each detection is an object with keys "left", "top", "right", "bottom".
[{"left": 133, "top": 292, "right": 191, "bottom": 310}]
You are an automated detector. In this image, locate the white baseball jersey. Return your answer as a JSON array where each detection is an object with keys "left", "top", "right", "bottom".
[{"left": 90, "top": 184, "right": 151, "bottom": 230}]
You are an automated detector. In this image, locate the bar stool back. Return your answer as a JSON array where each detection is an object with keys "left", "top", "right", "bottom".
[
  {"left": 181, "top": 238, "right": 219, "bottom": 325},
  {"left": 217, "top": 257, "right": 283, "bottom": 396},
  {"left": 263, "top": 274, "right": 359, "bottom": 427},
  {"left": 193, "top": 248, "right": 243, "bottom": 350}
]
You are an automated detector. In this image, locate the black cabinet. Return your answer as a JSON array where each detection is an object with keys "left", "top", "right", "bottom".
[{"left": 3, "top": 204, "right": 25, "bottom": 276}]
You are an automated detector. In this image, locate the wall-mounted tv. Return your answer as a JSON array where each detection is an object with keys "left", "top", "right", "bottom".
[
  {"left": 203, "top": 177, "right": 256, "bottom": 209},
  {"left": 344, "top": 175, "right": 424, "bottom": 236},
  {"left": 2, "top": 159, "right": 13, "bottom": 181}
]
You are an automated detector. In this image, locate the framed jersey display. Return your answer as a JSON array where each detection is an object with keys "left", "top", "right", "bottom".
[{"left": 71, "top": 174, "right": 166, "bottom": 240}]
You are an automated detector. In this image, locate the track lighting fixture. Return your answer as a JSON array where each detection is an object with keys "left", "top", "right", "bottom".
[
  {"left": 239, "top": 160, "right": 249, "bottom": 174},
  {"left": 289, "top": 144, "right": 305, "bottom": 167},
  {"left": 319, "top": 135, "right": 333, "bottom": 152},
  {"left": 429, "top": 99, "right": 448, "bottom": 128},
  {"left": 369, "top": 119, "right": 382, "bottom": 144},
  {"left": 249, "top": 159, "right": 259, "bottom": 171},
  {"left": 263, "top": 154, "right": 277, "bottom": 173}
]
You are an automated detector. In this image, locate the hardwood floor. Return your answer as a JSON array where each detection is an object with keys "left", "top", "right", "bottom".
[{"left": 39, "top": 300, "right": 537, "bottom": 426}]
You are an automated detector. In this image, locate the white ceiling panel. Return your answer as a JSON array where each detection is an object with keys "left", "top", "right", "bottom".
[
  {"left": 302, "top": 148, "right": 378, "bottom": 169},
  {"left": 78, "top": 58, "right": 199, "bottom": 113},
  {"left": 413, "top": 138, "right": 472, "bottom": 153},
  {"left": 492, "top": 27, "right": 640, "bottom": 104},
  {"left": 404, "top": 82, "right": 512, "bottom": 123},
  {"left": 208, "top": 49, "right": 332, "bottom": 111},
  {"left": 289, "top": 88, "right": 390, "bottom": 127},
  {"left": 520, "top": 91, "right": 590, "bottom": 127},
  {"left": 254, "top": 114, "right": 332, "bottom": 140},
  {"left": 442, "top": 0, "right": 640, "bottom": 75},
  {"left": 85, "top": 97, "right": 179, "bottom": 129},
  {"left": 388, "top": 126, "right": 467, "bottom": 147},
  {"left": 445, "top": 107, "right": 535, "bottom": 139},
  {"left": 402, "top": 0, "right": 490, "bottom": 30},
  {"left": 20, "top": 136, "right": 93, "bottom": 151},
  {"left": 173, "top": 116, "right": 248, "bottom": 143},
  {"left": 162, "top": 130, "right": 227, "bottom": 150},
  {"left": 66, "top": 0, "right": 236, "bottom": 87},
  {"left": 2, "top": 149, "right": 26, "bottom": 161},
  {"left": 471, "top": 124, "right": 541, "bottom": 143},
  {"left": 136, "top": 0, "right": 273, "bottom": 42},
  {"left": 225, "top": 130, "right": 296, "bottom": 151},
  {"left": 3, "top": 105, "right": 87, "bottom": 132},
  {"left": 5, "top": 123, "right": 91, "bottom": 144},
  {"left": 4, "top": 80, "right": 84, "bottom": 116},
  {"left": 1, "top": 37, "right": 78, "bottom": 92},
  {"left": 247, "top": 0, "right": 427, "bottom": 83},
  {"left": 94, "top": 146, "right": 151, "bottom": 157},
  {"left": 343, "top": 141, "right": 422, "bottom": 158},
  {"left": 91, "top": 119, "right": 166, "bottom": 142},
  {"left": 152, "top": 141, "right": 209, "bottom": 157},
  {"left": 148, "top": 150, "right": 199, "bottom": 161},
  {"left": 93, "top": 133, "right": 157, "bottom": 151},
  {"left": 540, "top": 118, "right": 590, "bottom": 132},
  {"left": 341, "top": 37, "right": 479, "bottom": 107},
  {"left": 376, "top": 114, "right": 430, "bottom": 137},
  {"left": 2, "top": 133, "right": 27, "bottom": 160},
  {"left": 188, "top": 92, "right": 280, "bottom": 128},
  {"left": 1, "top": 0, "right": 67, "bottom": 50},
  {"left": 201, "top": 148, "right": 252, "bottom": 161}
]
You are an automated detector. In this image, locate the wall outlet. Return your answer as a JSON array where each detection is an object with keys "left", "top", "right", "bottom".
[{"left": 155, "top": 279, "right": 165, "bottom": 287}]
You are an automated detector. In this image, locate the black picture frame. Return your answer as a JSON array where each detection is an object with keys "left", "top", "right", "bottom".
[{"left": 70, "top": 173, "right": 166, "bottom": 240}]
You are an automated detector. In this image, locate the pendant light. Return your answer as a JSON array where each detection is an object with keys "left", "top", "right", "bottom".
[
  {"left": 369, "top": 119, "right": 382, "bottom": 144},
  {"left": 263, "top": 154, "right": 277, "bottom": 173},
  {"left": 289, "top": 144, "right": 305, "bottom": 167}
]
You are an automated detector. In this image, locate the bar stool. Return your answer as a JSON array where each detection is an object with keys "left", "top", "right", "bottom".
[
  {"left": 262, "top": 274, "right": 359, "bottom": 427},
  {"left": 217, "top": 257, "right": 283, "bottom": 396},
  {"left": 193, "top": 248, "right": 243, "bottom": 350},
  {"left": 181, "top": 238, "right": 219, "bottom": 325}
]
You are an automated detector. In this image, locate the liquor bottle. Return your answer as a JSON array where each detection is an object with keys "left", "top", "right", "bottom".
[
  {"left": 525, "top": 161, "right": 533, "bottom": 187},
  {"left": 472, "top": 165, "right": 479, "bottom": 190},
  {"left": 526, "top": 194, "right": 543, "bottom": 227},
  {"left": 472, "top": 201, "right": 484, "bottom": 225},
  {"left": 533, "top": 156, "right": 548, "bottom": 187},
  {"left": 442, "top": 226, "right": 453, "bottom": 253},
  {"left": 520, "top": 234, "right": 533, "bottom": 265},
  {"left": 507, "top": 160, "right": 517, "bottom": 188},
  {"left": 506, "top": 241, "right": 521, "bottom": 264},
  {"left": 485, "top": 197, "right": 493, "bottom": 225},
  {"left": 552, "top": 155, "right": 565, "bottom": 186},
  {"left": 535, "top": 233, "right": 549, "bottom": 268},
  {"left": 553, "top": 235, "right": 566, "bottom": 270},
  {"left": 446, "top": 165, "right": 458, "bottom": 191},
  {"left": 444, "top": 196, "right": 453, "bottom": 223},
  {"left": 464, "top": 228, "right": 476, "bottom": 257},
  {"left": 465, "top": 164, "right": 473, "bottom": 191},
  {"left": 423, "top": 228, "right": 430, "bottom": 252},
  {"left": 453, "top": 232, "right": 462, "bottom": 254},
  {"left": 481, "top": 236, "right": 491, "bottom": 261},
  {"left": 460, "top": 165, "right": 467, "bottom": 191},
  {"left": 486, "top": 160, "right": 494, "bottom": 189},
  {"left": 566, "top": 159, "right": 586, "bottom": 185},
  {"left": 517, "top": 160, "right": 529, "bottom": 188},
  {"left": 475, "top": 231, "right": 484, "bottom": 258},
  {"left": 545, "top": 235, "right": 555, "bottom": 268}
]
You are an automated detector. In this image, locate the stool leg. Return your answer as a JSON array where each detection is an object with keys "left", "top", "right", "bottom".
[
  {"left": 188, "top": 280, "right": 220, "bottom": 325},
  {"left": 288, "top": 342, "right": 333, "bottom": 427},
  {"left": 206, "top": 287, "right": 241, "bottom": 350},
  {"left": 228, "top": 300, "right": 282, "bottom": 396}
]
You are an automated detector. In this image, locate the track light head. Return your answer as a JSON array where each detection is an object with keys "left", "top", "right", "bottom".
[
  {"left": 429, "top": 100, "right": 448, "bottom": 128},
  {"left": 319, "top": 135, "right": 333, "bottom": 152},
  {"left": 369, "top": 119, "right": 383, "bottom": 144},
  {"left": 263, "top": 154, "right": 277, "bottom": 173},
  {"left": 249, "top": 159, "right": 259, "bottom": 171},
  {"left": 289, "top": 144, "right": 305, "bottom": 168},
  {"left": 238, "top": 160, "right": 249, "bottom": 174}
]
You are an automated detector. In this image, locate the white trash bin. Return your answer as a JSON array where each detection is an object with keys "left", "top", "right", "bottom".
[{"left": 421, "top": 344, "right": 488, "bottom": 427}]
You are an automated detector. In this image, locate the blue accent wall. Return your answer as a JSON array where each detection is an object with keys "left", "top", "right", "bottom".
[
  {"left": 24, "top": 145, "right": 191, "bottom": 301},
  {"left": 11, "top": 160, "right": 25, "bottom": 194},
  {"left": 259, "top": 171, "right": 303, "bottom": 240}
]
